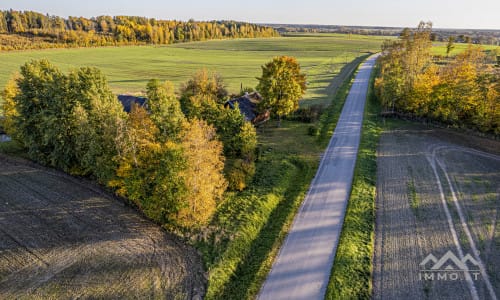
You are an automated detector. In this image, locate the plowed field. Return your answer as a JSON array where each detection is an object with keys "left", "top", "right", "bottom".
[
  {"left": 374, "top": 127, "right": 500, "bottom": 300},
  {"left": 0, "top": 154, "right": 205, "bottom": 299}
]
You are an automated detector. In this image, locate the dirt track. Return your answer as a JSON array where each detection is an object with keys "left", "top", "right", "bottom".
[
  {"left": 373, "top": 126, "right": 500, "bottom": 300},
  {"left": 0, "top": 154, "right": 205, "bottom": 299}
]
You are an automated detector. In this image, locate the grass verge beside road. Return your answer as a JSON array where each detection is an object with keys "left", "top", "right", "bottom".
[
  {"left": 198, "top": 58, "right": 366, "bottom": 300},
  {"left": 325, "top": 63, "right": 382, "bottom": 299}
]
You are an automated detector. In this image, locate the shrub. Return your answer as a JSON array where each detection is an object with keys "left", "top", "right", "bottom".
[
  {"left": 308, "top": 125, "right": 319, "bottom": 136},
  {"left": 226, "top": 159, "right": 256, "bottom": 191}
]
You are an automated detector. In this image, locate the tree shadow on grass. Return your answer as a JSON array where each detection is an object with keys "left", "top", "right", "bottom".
[{"left": 215, "top": 159, "right": 314, "bottom": 299}]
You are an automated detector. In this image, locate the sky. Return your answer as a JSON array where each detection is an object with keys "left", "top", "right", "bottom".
[{"left": 1, "top": 0, "right": 499, "bottom": 30}]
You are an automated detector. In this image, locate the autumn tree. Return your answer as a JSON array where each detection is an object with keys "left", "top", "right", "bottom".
[
  {"left": 257, "top": 56, "right": 306, "bottom": 126},
  {"left": 180, "top": 69, "right": 228, "bottom": 105},
  {"left": 177, "top": 119, "right": 227, "bottom": 227},
  {"left": 180, "top": 71, "right": 258, "bottom": 190},
  {"left": 110, "top": 105, "right": 188, "bottom": 224},
  {"left": 1, "top": 77, "right": 20, "bottom": 140},
  {"left": 376, "top": 23, "right": 499, "bottom": 135}
]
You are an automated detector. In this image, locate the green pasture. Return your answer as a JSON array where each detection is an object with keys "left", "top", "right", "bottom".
[
  {"left": 431, "top": 42, "right": 499, "bottom": 56},
  {"left": 0, "top": 34, "right": 385, "bottom": 103}
]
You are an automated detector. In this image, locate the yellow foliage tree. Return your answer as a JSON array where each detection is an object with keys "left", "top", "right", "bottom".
[
  {"left": 177, "top": 119, "right": 227, "bottom": 227},
  {"left": 0, "top": 77, "right": 20, "bottom": 139}
]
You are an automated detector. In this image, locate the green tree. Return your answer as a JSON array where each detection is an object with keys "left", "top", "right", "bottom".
[
  {"left": 13, "top": 59, "right": 77, "bottom": 169},
  {"left": 256, "top": 56, "right": 306, "bottom": 126},
  {"left": 146, "top": 79, "right": 185, "bottom": 140},
  {"left": 69, "top": 67, "right": 126, "bottom": 182},
  {"left": 110, "top": 105, "right": 188, "bottom": 224},
  {"left": 446, "top": 36, "right": 455, "bottom": 57}
]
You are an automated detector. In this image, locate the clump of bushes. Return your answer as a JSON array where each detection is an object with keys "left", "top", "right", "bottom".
[
  {"left": 289, "top": 104, "right": 325, "bottom": 123},
  {"left": 1, "top": 59, "right": 259, "bottom": 230}
]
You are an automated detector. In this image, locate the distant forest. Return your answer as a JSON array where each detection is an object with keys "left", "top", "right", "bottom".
[
  {"left": 0, "top": 10, "right": 280, "bottom": 50},
  {"left": 270, "top": 24, "right": 500, "bottom": 45}
]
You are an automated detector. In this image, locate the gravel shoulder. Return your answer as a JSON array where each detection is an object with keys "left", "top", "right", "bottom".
[{"left": 0, "top": 154, "right": 205, "bottom": 299}]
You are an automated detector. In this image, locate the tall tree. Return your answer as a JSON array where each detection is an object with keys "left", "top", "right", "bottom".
[
  {"left": 177, "top": 119, "right": 227, "bottom": 227},
  {"left": 1, "top": 77, "right": 20, "bottom": 139},
  {"left": 110, "top": 105, "right": 188, "bottom": 224},
  {"left": 146, "top": 79, "right": 185, "bottom": 140},
  {"left": 69, "top": 67, "right": 126, "bottom": 182},
  {"left": 180, "top": 69, "right": 228, "bottom": 104},
  {"left": 446, "top": 36, "right": 456, "bottom": 57},
  {"left": 257, "top": 56, "right": 307, "bottom": 126}
]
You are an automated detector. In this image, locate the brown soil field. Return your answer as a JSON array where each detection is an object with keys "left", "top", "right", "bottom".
[
  {"left": 0, "top": 154, "right": 205, "bottom": 299},
  {"left": 373, "top": 126, "right": 500, "bottom": 300}
]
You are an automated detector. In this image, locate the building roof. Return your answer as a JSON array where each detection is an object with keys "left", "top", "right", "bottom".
[
  {"left": 117, "top": 95, "right": 148, "bottom": 113},
  {"left": 225, "top": 95, "right": 257, "bottom": 122},
  {"left": 224, "top": 92, "right": 270, "bottom": 125}
]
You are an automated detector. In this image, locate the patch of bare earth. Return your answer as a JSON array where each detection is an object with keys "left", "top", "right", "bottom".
[
  {"left": 0, "top": 154, "right": 205, "bottom": 299},
  {"left": 373, "top": 126, "right": 500, "bottom": 300}
]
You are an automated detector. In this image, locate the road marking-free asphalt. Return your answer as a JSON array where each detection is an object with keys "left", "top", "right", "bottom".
[{"left": 258, "top": 54, "right": 379, "bottom": 300}]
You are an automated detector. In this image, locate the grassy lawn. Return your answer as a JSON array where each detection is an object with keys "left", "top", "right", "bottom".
[{"left": 0, "top": 34, "right": 384, "bottom": 103}]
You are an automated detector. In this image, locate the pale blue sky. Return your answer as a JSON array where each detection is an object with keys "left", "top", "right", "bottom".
[{"left": 1, "top": 0, "right": 499, "bottom": 29}]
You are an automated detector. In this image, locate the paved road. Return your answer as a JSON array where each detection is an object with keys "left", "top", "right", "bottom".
[{"left": 258, "top": 54, "right": 379, "bottom": 300}]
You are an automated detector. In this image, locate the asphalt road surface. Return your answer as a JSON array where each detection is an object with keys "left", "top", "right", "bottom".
[{"left": 258, "top": 54, "right": 379, "bottom": 300}]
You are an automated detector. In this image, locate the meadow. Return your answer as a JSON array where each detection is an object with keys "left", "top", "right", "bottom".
[
  {"left": 0, "top": 34, "right": 385, "bottom": 104},
  {"left": 431, "top": 41, "right": 499, "bottom": 56}
]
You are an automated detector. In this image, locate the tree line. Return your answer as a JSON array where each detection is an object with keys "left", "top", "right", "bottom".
[
  {"left": 1, "top": 60, "right": 260, "bottom": 229},
  {"left": 0, "top": 54, "right": 307, "bottom": 230},
  {"left": 0, "top": 10, "right": 279, "bottom": 50},
  {"left": 375, "top": 22, "right": 500, "bottom": 135}
]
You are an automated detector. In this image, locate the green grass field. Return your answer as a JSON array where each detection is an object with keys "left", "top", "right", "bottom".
[
  {"left": 432, "top": 42, "right": 499, "bottom": 56},
  {"left": 0, "top": 34, "right": 385, "bottom": 104}
]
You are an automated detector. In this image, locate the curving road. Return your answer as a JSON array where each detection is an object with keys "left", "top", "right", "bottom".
[{"left": 258, "top": 54, "right": 379, "bottom": 300}]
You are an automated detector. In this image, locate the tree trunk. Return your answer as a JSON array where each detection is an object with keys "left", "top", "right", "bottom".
[{"left": 277, "top": 115, "right": 281, "bottom": 127}]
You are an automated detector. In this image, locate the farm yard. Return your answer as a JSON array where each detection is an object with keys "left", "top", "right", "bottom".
[
  {"left": 373, "top": 125, "right": 500, "bottom": 300},
  {"left": 0, "top": 154, "right": 205, "bottom": 299}
]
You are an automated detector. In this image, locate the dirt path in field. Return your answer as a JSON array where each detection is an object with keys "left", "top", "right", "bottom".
[
  {"left": 0, "top": 154, "right": 205, "bottom": 299},
  {"left": 373, "top": 127, "right": 500, "bottom": 300}
]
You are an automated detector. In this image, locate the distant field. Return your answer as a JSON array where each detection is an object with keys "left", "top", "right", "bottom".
[
  {"left": 432, "top": 42, "right": 499, "bottom": 56},
  {"left": 0, "top": 34, "right": 385, "bottom": 103}
]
